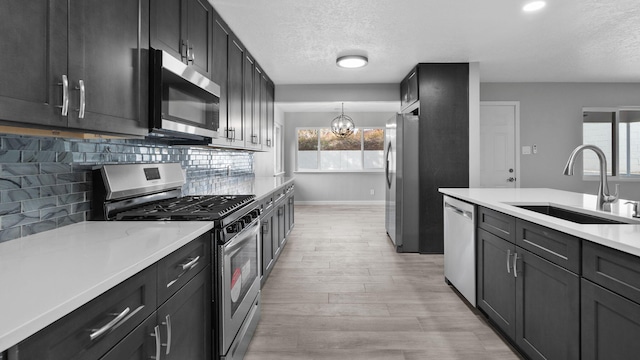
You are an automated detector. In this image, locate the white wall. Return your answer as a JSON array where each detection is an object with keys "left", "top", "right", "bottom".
[
  {"left": 480, "top": 82, "right": 640, "bottom": 200},
  {"left": 284, "top": 111, "right": 393, "bottom": 204}
]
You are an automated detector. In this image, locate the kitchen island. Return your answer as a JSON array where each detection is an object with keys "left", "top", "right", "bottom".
[{"left": 439, "top": 187, "right": 640, "bottom": 360}]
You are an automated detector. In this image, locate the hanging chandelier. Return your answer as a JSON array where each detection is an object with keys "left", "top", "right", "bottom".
[{"left": 330, "top": 103, "right": 355, "bottom": 138}]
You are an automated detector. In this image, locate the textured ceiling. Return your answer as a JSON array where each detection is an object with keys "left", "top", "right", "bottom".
[{"left": 210, "top": 0, "right": 640, "bottom": 85}]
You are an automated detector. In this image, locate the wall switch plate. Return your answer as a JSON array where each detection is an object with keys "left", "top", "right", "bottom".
[
  {"left": 533, "top": 144, "right": 538, "bottom": 154},
  {"left": 370, "top": 189, "right": 375, "bottom": 195},
  {"left": 522, "top": 146, "right": 532, "bottom": 155}
]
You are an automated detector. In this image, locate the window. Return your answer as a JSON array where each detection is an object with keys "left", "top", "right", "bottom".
[
  {"left": 582, "top": 108, "right": 640, "bottom": 178},
  {"left": 296, "top": 127, "right": 384, "bottom": 171}
]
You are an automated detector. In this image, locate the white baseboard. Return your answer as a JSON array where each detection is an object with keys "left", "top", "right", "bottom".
[{"left": 295, "top": 200, "right": 385, "bottom": 206}]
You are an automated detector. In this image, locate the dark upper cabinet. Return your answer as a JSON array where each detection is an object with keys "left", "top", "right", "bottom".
[
  {"left": 150, "top": 0, "right": 212, "bottom": 77},
  {"left": 0, "top": 0, "right": 149, "bottom": 136},
  {"left": 210, "top": 15, "right": 229, "bottom": 146},
  {"left": 263, "top": 77, "right": 275, "bottom": 148},
  {"left": 243, "top": 55, "right": 258, "bottom": 149},
  {"left": 67, "top": 0, "right": 149, "bottom": 136},
  {"left": 0, "top": 1, "right": 67, "bottom": 129},
  {"left": 400, "top": 68, "right": 418, "bottom": 111}
]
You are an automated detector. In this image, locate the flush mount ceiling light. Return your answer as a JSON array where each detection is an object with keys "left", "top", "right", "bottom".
[
  {"left": 522, "top": 1, "right": 546, "bottom": 12},
  {"left": 330, "top": 103, "right": 355, "bottom": 138},
  {"left": 336, "top": 55, "right": 368, "bottom": 69}
]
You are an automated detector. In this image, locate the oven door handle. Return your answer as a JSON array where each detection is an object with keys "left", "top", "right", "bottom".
[{"left": 223, "top": 218, "right": 260, "bottom": 250}]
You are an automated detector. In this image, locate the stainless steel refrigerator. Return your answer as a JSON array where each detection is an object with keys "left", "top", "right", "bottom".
[{"left": 385, "top": 113, "right": 420, "bottom": 252}]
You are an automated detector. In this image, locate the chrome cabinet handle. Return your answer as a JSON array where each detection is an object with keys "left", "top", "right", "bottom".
[
  {"left": 181, "top": 40, "right": 188, "bottom": 61},
  {"left": 267, "top": 138, "right": 272, "bottom": 147},
  {"left": 58, "top": 75, "right": 69, "bottom": 116},
  {"left": 262, "top": 221, "right": 269, "bottom": 234},
  {"left": 76, "top": 80, "right": 85, "bottom": 119},
  {"left": 506, "top": 249, "right": 512, "bottom": 274},
  {"left": 162, "top": 315, "right": 172, "bottom": 354},
  {"left": 513, "top": 253, "right": 519, "bottom": 278},
  {"left": 507, "top": 177, "right": 516, "bottom": 182},
  {"left": 151, "top": 325, "right": 161, "bottom": 360},
  {"left": 188, "top": 45, "right": 195, "bottom": 63},
  {"left": 180, "top": 255, "right": 200, "bottom": 271},
  {"left": 89, "top": 306, "right": 130, "bottom": 340}
]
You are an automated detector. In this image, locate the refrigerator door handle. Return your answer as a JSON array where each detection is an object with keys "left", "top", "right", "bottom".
[{"left": 385, "top": 141, "right": 392, "bottom": 188}]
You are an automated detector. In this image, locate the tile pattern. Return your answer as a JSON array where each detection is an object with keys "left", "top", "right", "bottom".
[
  {"left": 245, "top": 205, "right": 523, "bottom": 360},
  {"left": 0, "top": 134, "right": 253, "bottom": 243}
]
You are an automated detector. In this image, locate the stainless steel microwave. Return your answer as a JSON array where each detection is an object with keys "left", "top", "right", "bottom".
[{"left": 149, "top": 49, "right": 220, "bottom": 141}]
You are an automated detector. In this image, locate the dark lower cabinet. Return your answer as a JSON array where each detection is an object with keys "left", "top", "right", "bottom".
[
  {"left": 12, "top": 236, "right": 211, "bottom": 360},
  {"left": 158, "top": 267, "right": 211, "bottom": 360},
  {"left": 100, "top": 315, "right": 157, "bottom": 360},
  {"left": 261, "top": 207, "right": 275, "bottom": 284},
  {"left": 477, "top": 210, "right": 580, "bottom": 360},
  {"left": 582, "top": 279, "right": 640, "bottom": 360},
  {"left": 477, "top": 229, "right": 516, "bottom": 338},
  {"left": 516, "top": 249, "right": 580, "bottom": 360}
]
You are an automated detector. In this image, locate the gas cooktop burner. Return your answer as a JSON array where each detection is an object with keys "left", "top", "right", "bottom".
[{"left": 115, "top": 194, "right": 255, "bottom": 221}]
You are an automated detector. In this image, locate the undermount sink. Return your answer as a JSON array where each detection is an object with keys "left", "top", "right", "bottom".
[{"left": 513, "top": 205, "right": 628, "bottom": 224}]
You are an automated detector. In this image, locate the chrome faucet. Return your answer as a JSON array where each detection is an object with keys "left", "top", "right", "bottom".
[{"left": 563, "top": 144, "right": 619, "bottom": 212}]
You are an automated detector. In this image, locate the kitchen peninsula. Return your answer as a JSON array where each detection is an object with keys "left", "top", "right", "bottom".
[{"left": 440, "top": 187, "right": 640, "bottom": 360}]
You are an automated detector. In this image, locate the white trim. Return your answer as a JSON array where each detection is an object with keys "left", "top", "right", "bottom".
[
  {"left": 479, "top": 101, "right": 521, "bottom": 188},
  {"left": 295, "top": 200, "right": 385, "bottom": 206}
]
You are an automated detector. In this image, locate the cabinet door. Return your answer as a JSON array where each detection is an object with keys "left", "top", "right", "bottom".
[
  {"left": 264, "top": 79, "right": 275, "bottom": 148},
  {"left": 100, "top": 314, "right": 157, "bottom": 360},
  {"left": 158, "top": 267, "right": 211, "bottom": 360},
  {"left": 211, "top": 16, "right": 228, "bottom": 145},
  {"left": 277, "top": 205, "right": 286, "bottom": 247},
  {"left": 242, "top": 55, "right": 257, "bottom": 148},
  {"left": 150, "top": 0, "right": 183, "bottom": 61},
  {"left": 67, "top": 0, "right": 149, "bottom": 136},
  {"left": 515, "top": 249, "right": 579, "bottom": 360},
  {"left": 287, "top": 194, "right": 295, "bottom": 233},
  {"left": 582, "top": 279, "right": 640, "bottom": 360},
  {"left": 0, "top": 0, "right": 68, "bottom": 128},
  {"left": 261, "top": 212, "right": 274, "bottom": 283},
  {"left": 251, "top": 66, "right": 263, "bottom": 149},
  {"left": 185, "top": 0, "right": 212, "bottom": 78},
  {"left": 477, "top": 228, "right": 516, "bottom": 338},
  {"left": 224, "top": 39, "right": 243, "bottom": 147}
]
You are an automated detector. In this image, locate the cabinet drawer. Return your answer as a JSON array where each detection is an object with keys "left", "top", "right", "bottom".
[
  {"left": 17, "top": 265, "right": 157, "bottom": 360},
  {"left": 515, "top": 220, "right": 580, "bottom": 273},
  {"left": 478, "top": 206, "right": 516, "bottom": 242},
  {"left": 583, "top": 241, "right": 640, "bottom": 304},
  {"left": 157, "top": 233, "right": 211, "bottom": 304},
  {"left": 99, "top": 313, "right": 157, "bottom": 360}
]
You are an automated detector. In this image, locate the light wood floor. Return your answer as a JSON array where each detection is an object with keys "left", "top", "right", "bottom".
[{"left": 245, "top": 205, "right": 522, "bottom": 360}]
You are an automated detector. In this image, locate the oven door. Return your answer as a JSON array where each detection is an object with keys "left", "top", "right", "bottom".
[{"left": 218, "top": 218, "right": 261, "bottom": 354}]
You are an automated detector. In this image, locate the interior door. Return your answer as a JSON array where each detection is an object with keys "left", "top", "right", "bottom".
[{"left": 480, "top": 102, "right": 518, "bottom": 188}]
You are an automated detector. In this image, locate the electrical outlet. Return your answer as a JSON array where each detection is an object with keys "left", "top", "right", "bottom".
[{"left": 370, "top": 189, "right": 375, "bottom": 195}]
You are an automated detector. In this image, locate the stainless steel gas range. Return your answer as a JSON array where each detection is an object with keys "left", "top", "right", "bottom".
[{"left": 92, "top": 162, "right": 261, "bottom": 360}]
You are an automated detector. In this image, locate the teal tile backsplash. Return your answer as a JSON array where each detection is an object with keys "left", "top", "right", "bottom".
[{"left": 0, "top": 134, "right": 253, "bottom": 242}]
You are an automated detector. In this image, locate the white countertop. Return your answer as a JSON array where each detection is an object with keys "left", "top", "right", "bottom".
[
  {"left": 252, "top": 176, "right": 294, "bottom": 200},
  {"left": 439, "top": 188, "right": 640, "bottom": 257},
  {"left": 0, "top": 221, "right": 213, "bottom": 353}
]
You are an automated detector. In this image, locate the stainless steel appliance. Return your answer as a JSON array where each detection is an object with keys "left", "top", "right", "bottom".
[
  {"left": 384, "top": 113, "right": 420, "bottom": 252},
  {"left": 443, "top": 195, "right": 476, "bottom": 306},
  {"left": 92, "top": 163, "right": 261, "bottom": 360},
  {"left": 149, "top": 49, "right": 221, "bottom": 142}
]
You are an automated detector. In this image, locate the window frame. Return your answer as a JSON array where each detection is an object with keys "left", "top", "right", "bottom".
[
  {"left": 582, "top": 106, "right": 640, "bottom": 181},
  {"left": 294, "top": 126, "right": 385, "bottom": 173}
]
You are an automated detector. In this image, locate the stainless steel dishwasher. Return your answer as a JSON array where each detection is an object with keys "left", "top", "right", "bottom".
[{"left": 443, "top": 195, "right": 476, "bottom": 306}]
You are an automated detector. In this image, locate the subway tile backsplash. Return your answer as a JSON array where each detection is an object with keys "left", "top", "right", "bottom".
[{"left": 0, "top": 134, "right": 254, "bottom": 243}]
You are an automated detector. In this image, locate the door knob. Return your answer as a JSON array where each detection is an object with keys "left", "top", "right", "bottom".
[{"left": 507, "top": 177, "right": 516, "bottom": 182}]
